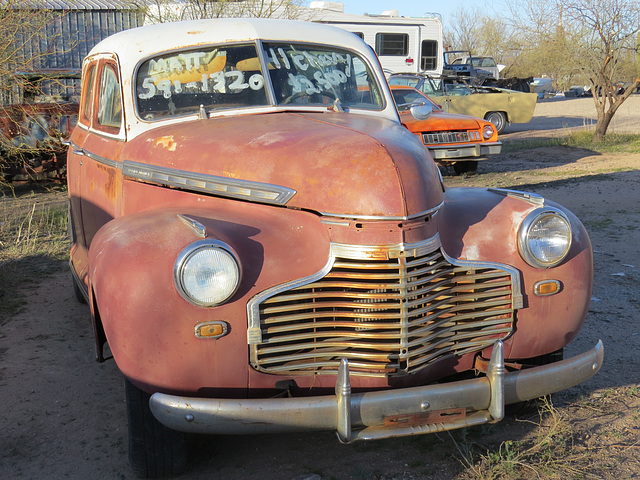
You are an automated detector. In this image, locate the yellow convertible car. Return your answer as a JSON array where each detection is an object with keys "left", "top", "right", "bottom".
[{"left": 388, "top": 73, "right": 538, "bottom": 133}]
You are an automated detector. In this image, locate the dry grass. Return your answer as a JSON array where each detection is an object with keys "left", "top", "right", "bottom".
[
  {"left": 0, "top": 184, "right": 69, "bottom": 317},
  {"left": 450, "top": 386, "right": 640, "bottom": 480}
]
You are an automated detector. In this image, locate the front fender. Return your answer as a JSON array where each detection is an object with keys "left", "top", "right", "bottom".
[
  {"left": 88, "top": 203, "right": 330, "bottom": 394},
  {"left": 438, "top": 188, "right": 593, "bottom": 359}
]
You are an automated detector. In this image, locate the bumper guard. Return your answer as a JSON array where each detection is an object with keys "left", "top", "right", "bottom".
[{"left": 150, "top": 340, "right": 603, "bottom": 442}]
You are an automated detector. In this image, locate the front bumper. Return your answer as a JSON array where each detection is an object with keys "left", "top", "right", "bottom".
[
  {"left": 150, "top": 340, "right": 603, "bottom": 443},
  {"left": 427, "top": 141, "right": 502, "bottom": 160}
]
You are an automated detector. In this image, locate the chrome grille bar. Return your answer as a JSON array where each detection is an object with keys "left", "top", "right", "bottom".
[
  {"left": 422, "top": 131, "right": 473, "bottom": 144},
  {"left": 248, "top": 238, "right": 518, "bottom": 378}
]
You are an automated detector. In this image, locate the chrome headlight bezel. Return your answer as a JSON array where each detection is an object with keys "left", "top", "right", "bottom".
[
  {"left": 518, "top": 208, "right": 573, "bottom": 268},
  {"left": 174, "top": 240, "right": 241, "bottom": 307}
]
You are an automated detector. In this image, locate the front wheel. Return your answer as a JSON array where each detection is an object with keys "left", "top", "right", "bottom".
[
  {"left": 125, "top": 378, "right": 187, "bottom": 478},
  {"left": 484, "top": 111, "right": 507, "bottom": 134}
]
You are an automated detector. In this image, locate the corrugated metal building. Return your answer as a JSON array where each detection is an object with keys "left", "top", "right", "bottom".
[{"left": 2, "top": 0, "right": 144, "bottom": 104}]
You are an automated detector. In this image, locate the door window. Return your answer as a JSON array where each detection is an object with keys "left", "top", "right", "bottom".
[{"left": 97, "top": 65, "right": 122, "bottom": 132}]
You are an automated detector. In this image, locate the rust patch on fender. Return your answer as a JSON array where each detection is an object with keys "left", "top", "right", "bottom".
[{"left": 154, "top": 136, "right": 177, "bottom": 151}]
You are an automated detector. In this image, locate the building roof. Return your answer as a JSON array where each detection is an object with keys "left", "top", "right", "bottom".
[{"left": 4, "top": 0, "right": 142, "bottom": 9}]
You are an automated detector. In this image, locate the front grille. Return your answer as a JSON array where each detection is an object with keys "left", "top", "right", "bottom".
[
  {"left": 250, "top": 246, "right": 516, "bottom": 378},
  {"left": 423, "top": 131, "right": 475, "bottom": 144}
]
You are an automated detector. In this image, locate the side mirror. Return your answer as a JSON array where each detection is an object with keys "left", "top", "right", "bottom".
[{"left": 410, "top": 103, "right": 433, "bottom": 121}]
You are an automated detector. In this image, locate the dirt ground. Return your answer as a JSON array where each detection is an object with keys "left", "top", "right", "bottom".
[{"left": 1, "top": 96, "right": 639, "bottom": 479}]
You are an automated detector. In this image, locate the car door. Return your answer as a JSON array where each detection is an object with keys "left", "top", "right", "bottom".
[{"left": 68, "top": 55, "right": 126, "bottom": 284}]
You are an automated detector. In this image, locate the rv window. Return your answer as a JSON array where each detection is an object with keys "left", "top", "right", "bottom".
[
  {"left": 353, "top": 32, "right": 364, "bottom": 39},
  {"left": 420, "top": 41, "right": 438, "bottom": 71},
  {"left": 375, "top": 33, "right": 408, "bottom": 56}
]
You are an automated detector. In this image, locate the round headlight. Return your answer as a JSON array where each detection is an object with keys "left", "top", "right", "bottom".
[
  {"left": 482, "top": 124, "right": 496, "bottom": 139},
  {"left": 174, "top": 240, "right": 240, "bottom": 306},
  {"left": 518, "top": 209, "right": 572, "bottom": 268}
]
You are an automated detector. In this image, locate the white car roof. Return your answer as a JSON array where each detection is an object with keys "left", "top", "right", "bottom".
[{"left": 89, "top": 17, "right": 374, "bottom": 77}]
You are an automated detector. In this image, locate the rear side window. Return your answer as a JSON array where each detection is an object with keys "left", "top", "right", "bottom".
[
  {"left": 97, "top": 65, "right": 122, "bottom": 130},
  {"left": 375, "top": 33, "right": 408, "bottom": 56},
  {"left": 81, "top": 65, "right": 96, "bottom": 125}
]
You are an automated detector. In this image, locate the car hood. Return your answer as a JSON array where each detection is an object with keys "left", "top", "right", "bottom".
[
  {"left": 399, "top": 110, "right": 482, "bottom": 133},
  {"left": 122, "top": 111, "right": 443, "bottom": 218}
]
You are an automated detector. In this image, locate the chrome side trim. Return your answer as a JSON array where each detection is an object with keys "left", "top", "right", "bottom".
[
  {"left": 69, "top": 141, "right": 121, "bottom": 169},
  {"left": 319, "top": 202, "right": 443, "bottom": 222},
  {"left": 122, "top": 160, "right": 297, "bottom": 206},
  {"left": 488, "top": 188, "right": 545, "bottom": 206},
  {"left": 85, "top": 150, "right": 121, "bottom": 169},
  {"left": 68, "top": 142, "right": 296, "bottom": 206},
  {"left": 177, "top": 214, "right": 207, "bottom": 239}
]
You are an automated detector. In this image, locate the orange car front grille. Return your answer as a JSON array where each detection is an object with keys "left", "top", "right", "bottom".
[{"left": 422, "top": 131, "right": 477, "bottom": 144}]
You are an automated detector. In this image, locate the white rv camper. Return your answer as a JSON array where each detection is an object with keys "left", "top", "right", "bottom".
[{"left": 307, "top": 2, "right": 443, "bottom": 75}]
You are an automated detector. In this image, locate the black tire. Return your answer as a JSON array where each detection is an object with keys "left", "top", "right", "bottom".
[
  {"left": 71, "top": 275, "right": 87, "bottom": 303},
  {"left": 507, "top": 348, "right": 564, "bottom": 415},
  {"left": 125, "top": 378, "right": 187, "bottom": 478},
  {"left": 452, "top": 161, "right": 478, "bottom": 175},
  {"left": 484, "top": 111, "right": 507, "bottom": 134}
]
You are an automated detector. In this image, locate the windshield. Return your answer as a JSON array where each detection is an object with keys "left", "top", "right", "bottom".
[
  {"left": 262, "top": 42, "right": 383, "bottom": 109},
  {"left": 388, "top": 76, "right": 420, "bottom": 89},
  {"left": 392, "top": 89, "right": 438, "bottom": 112},
  {"left": 136, "top": 44, "right": 269, "bottom": 120},
  {"left": 135, "top": 42, "right": 383, "bottom": 120}
]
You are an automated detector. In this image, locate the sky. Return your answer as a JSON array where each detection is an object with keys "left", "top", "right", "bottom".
[{"left": 334, "top": 0, "right": 497, "bottom": 26}]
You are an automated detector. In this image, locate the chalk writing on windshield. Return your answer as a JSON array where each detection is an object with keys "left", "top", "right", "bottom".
[
  {"left": 137, "top": 50, "right": 265, "bottom": 100},
  {"left": 264, "top": 47, "right": 353, "bottom": 96}
]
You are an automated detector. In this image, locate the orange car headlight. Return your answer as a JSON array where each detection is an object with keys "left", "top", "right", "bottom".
[{"left": 482, "top": 124, "right": 496, "bottom": 140}]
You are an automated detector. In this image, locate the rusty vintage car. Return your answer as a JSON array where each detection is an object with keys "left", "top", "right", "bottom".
[
  {"left": 67, "top": 18, "right": 603, "bottom": 478},
  {"left": 391, "top": 85, "right": 501, "bottom": 174},
  {"left": 0, "top": 70, "right": 79, "bottom": 182}
]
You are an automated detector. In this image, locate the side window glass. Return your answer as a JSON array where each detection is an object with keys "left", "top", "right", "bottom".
[
  {"left": 97, "top": 65, "right": 122, "bottom": 130},
  {"left": 81, "top": 65, "right": 96, "bottom": 125}
]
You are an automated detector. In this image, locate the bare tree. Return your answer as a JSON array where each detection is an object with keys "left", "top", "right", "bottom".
[
  {"left": 0, "top": 0, "right": 62, "bottom": 104},
  {"left": 444, "top": 6, "right": 483, "bottom": 52},
  {"left": 508, "top": 0, "right": 640, "bottom": 139},
  {"left": 562, "top": 0, "right": 640, "bottom": 139},
  {"left": 140, "top": 0, "right": 305, "bottom": 24}
]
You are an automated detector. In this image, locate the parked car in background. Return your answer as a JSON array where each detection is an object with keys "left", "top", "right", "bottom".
[
  {"left": 67, "top": 17, "right": 602, "bottom": 478},
  {"left": 391, "top": 85, "right": 500, "bottom": 174},
  {"left": 443, "top": 50, "right": 503, "bottom": 81},
  {"left": 531, "top": 77, "right": 555, "bottom": 98},
  {"left": 388, "top": 73, "right": 538, "bottom": 133}
]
